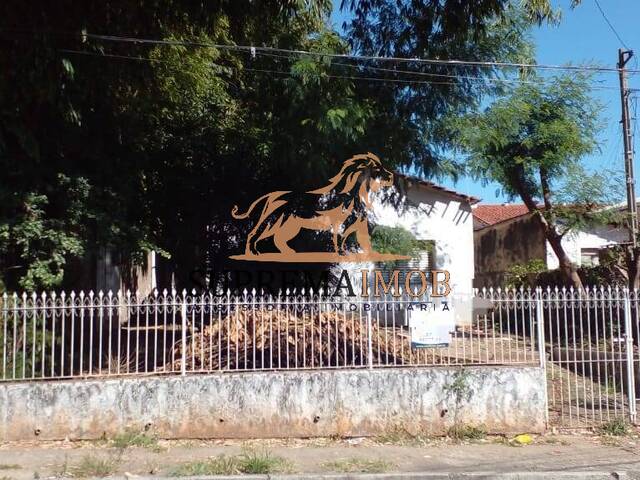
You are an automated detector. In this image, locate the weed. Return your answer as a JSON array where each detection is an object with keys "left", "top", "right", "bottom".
[
  {"left": 238, "top": 449, "right": 291, "bottom": 474},
  {"left": 168, "top": 455, "right": 241, "bottom": 476},
  {"left": 0, "top": 465, "right": 20, "bottom": 471},
  {"left": 447, "top": 424, "right": 487, "bottom": 441},
  {"left": 375, "top": 425, "right": 412, "bottom": 444},
  {"left": 444, "top": 369, "right": 471, "bottom": 402},
  {"left": 168, "top": 450, "right": 292, "bottom": 477},
  {"left": 322, "top": 457, "right": 392, "bottom": 474},
  {"left": 375, "top": 425, "right": 432, "bottom": 446},
  {"left": 72, "top": 454, "right": 121, "bottom": 478},
  {"left": 111, "top": 429, "right": 163, "bottom": 451},
  {"left": 599, "top": 417, "right": 629, "bottom": 436}
]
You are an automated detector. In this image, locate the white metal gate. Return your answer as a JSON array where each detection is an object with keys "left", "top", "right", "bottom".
[{"left": 541, "top": 287, "right": 638, "bottom": 427}]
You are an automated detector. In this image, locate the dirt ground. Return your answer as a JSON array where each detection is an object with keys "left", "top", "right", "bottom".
[{"left": 0, "top": 432, "right": 639, "bottom": 479}]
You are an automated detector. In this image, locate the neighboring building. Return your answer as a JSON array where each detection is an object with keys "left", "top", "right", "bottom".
[{"left": 473, "top": 203, "right": 628, "bottom": 287}]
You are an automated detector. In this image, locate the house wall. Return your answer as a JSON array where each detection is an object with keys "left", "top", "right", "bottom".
[
  {"left": 96, "top": 249, "right": 157, "bottom": 295},
  {"left": 546, "top": 225, "right": 628, "bottom": 269},
  {"left": 473, "top": 214, "right": 547, "bottom": 287},
  {"left": 371, "top": 184, "right": 475, "bottom": 323}
]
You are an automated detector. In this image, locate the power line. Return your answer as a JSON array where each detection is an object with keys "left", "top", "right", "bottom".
[
  {"left": 593, "top": 0, "right": 630, "bottom": 50},
  {"left": 59, "top": 49, "right": 458, "bottom": 87},
  {"left": 80, "top": 32, "right": 640, "bottom": 75},
  {"left": 59, "top": 48, "right": 623, "bottom": 91},
  {"left": 255, "top": 49, "right": 618, "bottom": 88}
]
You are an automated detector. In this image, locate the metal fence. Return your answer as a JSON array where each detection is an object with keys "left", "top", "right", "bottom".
[
  {"left": 1, "top": 286, "right": 638, "bottom": 428},
  {"left": 540, "top": 286, "right": 638, "bottom": 427},
  {"left": 0, "top": 288, "right": 538, "bottom": 381}
]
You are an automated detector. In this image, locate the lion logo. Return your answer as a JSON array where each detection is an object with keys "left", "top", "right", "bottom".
[{"left": 229, "top": 153, "right": 409, "bottom": 262}]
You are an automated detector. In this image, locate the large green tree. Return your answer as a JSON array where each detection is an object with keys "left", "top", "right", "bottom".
[{"left": 1, "top": 0, "right": 547, "bottom": 291}]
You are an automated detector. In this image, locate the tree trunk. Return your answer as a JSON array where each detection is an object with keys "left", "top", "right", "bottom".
[
  {"left": 626, "top": 246, "right": 640, "bottom": 290},
  {"left": 546, "top": 230, "right": 584, "bottom": 290},
  {"left": 514, "top": 166, "right": 584, "bottom": 290}
]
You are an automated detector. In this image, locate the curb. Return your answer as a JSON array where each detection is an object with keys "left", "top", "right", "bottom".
[{"left": 125, "top": 472, "right": 638, "bottom": 480}]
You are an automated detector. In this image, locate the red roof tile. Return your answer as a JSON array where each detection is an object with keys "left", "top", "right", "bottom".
[{"left": 473, "top": 204, "right": 531, "bottom": 227}]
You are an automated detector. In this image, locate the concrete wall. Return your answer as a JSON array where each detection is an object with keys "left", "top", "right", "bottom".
[
  {"left": 0, "top": 367, "right": 545, "bottom": 441},
  {"left": 474, "top": 214, "right": 546, "bottom": 287}
]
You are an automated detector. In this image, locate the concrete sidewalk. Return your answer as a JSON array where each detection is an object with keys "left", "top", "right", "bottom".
[{"left": 0, "top": 433, "right": 638, "bottom": 479}]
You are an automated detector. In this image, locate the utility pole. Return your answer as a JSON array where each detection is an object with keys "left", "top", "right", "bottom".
[
  {"left": 618, "top": 49, "right": 640, "bottom": 290},
  {"left": 618, "top": 48, "right": 636, "bottom": 246}
]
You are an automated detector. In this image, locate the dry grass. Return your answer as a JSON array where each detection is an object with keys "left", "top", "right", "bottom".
[
  {"left": 54, "top": 453, "right": 121, "bottom": 478},
  {"left": 322, "top": 457, "right": 393, "bottom": 473}
]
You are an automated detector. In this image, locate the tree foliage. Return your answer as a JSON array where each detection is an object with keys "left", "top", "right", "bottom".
[
  {"left": 370, "top": 225, "right": 419, "bottom": 257},
  {"left": 0, "top": 0, "right": 541, "bottom": 291},
  {"left": 453, "top": 74, "right": 621, "bottom": 288}
]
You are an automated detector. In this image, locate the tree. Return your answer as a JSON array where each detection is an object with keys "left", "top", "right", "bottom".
[
  {"left": 0, "top": 1, "right": 351, "bottom": 290},
  {"left": 453, "top": 74, "right": 620, "bottom": 289},
  {"left": 0, "top": 1, "right": 540, "bottom": 291}
]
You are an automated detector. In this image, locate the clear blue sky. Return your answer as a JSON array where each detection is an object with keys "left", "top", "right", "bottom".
[{"left": 331, "top": 0, "right": 640, "bottom": 204}]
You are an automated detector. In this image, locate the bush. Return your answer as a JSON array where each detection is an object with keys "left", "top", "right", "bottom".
[{"left": 370, "top": 225, "right": 420, "bottom": 257}]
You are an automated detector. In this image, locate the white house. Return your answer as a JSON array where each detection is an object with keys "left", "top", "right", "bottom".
[
  {"left": 372, "top": 175, "right": 478, "bottom": 296},
  {"left": 545, "top": 225, "right": 628, "bottom": 269},
  {"left": 344, "top": 175, "right": 479, "bottom": 324}
]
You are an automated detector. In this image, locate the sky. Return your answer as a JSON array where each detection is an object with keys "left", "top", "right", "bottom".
[{"left": 331, "top": 0, "right": 640, "bottom": 204}]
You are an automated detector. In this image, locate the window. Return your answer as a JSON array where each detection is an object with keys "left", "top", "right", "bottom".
[
  {"left": 580, "top": 248, "right": 600, "bottom": 267},
  {"left": 376, "top": 240, "right": 436, "bottom": 294}
]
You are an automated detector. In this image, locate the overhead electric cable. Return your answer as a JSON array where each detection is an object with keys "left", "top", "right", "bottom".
[
  {"left": 593, "top": 0, "right": 630, "bottom": 50},
  {"left": 77, "top": 32, "right": 640, "bottom": 75},
  {"left": 59, "top": 48, "right": 623, "bottom": 91}
]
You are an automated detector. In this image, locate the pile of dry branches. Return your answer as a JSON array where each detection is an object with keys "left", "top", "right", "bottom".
[{"left": 170, "top": 308, "right": 426, "bottom": 370}]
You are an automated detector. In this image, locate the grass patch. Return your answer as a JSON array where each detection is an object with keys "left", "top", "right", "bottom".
[
  {"left": 0, "top": 465, "right": 20, "bottom": 470},
  {"left": 322, "top": 457, "right": 392, "bottom": 474},
  {"left": 447, "top": 424, "right": 487, "bottom": 441},
  {"left": 168, "top": 455, "right": 240, "bottom": 476},
  {"left": 239, "top": 449, "right": 291, "bottom": 474},
  {"left": 71, "top": 455, "right": 121, "bottom": 478},
  {"left": 599, "top": 418, "right": 629, "bottom": 436},
  {"left": 169, "top": 450, "right": 292, "bottom": 476},
  {"left": 375, "top": 426, "right": 433, "bottom": 446},
  {"left": 111, "top": 430, "right": 163, "bottom": 451},
  {"left": 75, "top": 455, "right": 120, "bottom": 478}
]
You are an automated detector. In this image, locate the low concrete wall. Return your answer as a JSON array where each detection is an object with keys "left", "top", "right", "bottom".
[{"left": 0, "top": 366, "right": 545, "bottom": 441}]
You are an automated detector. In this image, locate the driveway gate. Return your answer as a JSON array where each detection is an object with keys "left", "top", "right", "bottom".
[{"left": 540, "top": 287, "right": 638, "bottom": 427}]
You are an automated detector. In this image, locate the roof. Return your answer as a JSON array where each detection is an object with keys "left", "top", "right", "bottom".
[
  {"left": 396, "top": 173, "right": 480, "bottom": 205},
  {"left": 472, "top": 204, "right": 531, "bottom": 228}
]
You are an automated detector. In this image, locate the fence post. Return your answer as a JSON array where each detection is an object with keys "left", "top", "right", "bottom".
[
  {"left": 366, "top": 304, "right": 373, "bottom": 369},
  {"left": 535, "top": 287, "right": 549, "bottom": 428},
  {"left": 181, "top": 290, "right": 187, "bottom": 376},
  {"left": 535, "top": 287, "right": 546, "bottom": 368},
  {"left": 623, "top": 288, "right": 637, "bottom": 424}
]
